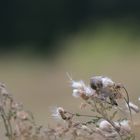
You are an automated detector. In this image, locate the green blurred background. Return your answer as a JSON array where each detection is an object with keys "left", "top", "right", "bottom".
[{"left": 1, "top": 0, "right": 140, "bottom": 137}]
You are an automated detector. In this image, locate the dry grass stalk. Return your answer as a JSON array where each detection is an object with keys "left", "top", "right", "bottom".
[{"left": 0, "top": 75, "right": 139, "bottom": 140}]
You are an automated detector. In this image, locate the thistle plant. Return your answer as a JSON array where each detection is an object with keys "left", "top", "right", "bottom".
[
  {"left": 51, "top": 74, "right": 139, "bottom": 140},
  {"left": 0, "top": 75, "right": 139, "bottom": 140}
]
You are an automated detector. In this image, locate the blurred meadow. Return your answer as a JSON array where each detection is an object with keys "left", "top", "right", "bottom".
[{"left": 1, "top": 0, "right": 140, "bottom": 139}]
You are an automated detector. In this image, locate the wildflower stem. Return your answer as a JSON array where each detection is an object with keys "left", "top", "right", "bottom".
[
  {"left": 122, "top": 86, "right": 133, "bottom": 123},
  {"left": 66, "top": 111, "right": 101, "bottom": 118},
  {"left": 0, "top": 107, "right": 13, "bottom": 140},
  {"left": 88, "top": 97, "right": 123, "bottom": 140}
]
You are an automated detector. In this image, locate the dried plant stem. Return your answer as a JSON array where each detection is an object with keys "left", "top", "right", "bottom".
[
  {"left": 88, "top": 99, "right": 123, "bottom": 140},
  {"left": 66, "top": 111, "right": 101, "bottom": 118},
  {"left": 105, "top": 117, "right": 122, "bottom": 140},
  {"left": 122, "top": 87, "right": 133, "bottom": 123},
  {"left": 0, "top": 77, "right": 136, "bottom": 140},
  {"left": 0, "top": 107, "right": 13, "bottom": 140}
]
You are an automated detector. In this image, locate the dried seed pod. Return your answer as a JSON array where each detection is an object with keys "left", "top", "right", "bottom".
[
  {"left": 90, "top": 76, "right": 118, "bottom": 105},
  {"left": 90, "top": 76, "right": 103, "bottom": 91}
]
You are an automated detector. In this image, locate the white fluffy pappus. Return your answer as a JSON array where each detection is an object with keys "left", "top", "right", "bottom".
[
  {"left": 71, "top": 80, "right": 85, "bottom": 89},
  {"left": 99, "top": 119, "right": 131, "bottom": 133},
  {"left": 71, "top": 79, "right": 95, "bottom": 98},
  {"left": 84, "top": 86, "right": 95, "bottom": 97},
  {"left": 126, "top": 102, "right": 140, "bottom": 113},
  {"left": 101, "top": 77, "right": 114, "bottom": 88},
  {"left": 99, "top": 120, "right": 112, "bottom": 132},
  {"left": 72, "top": 89, "right": 81, "bottom": 98}
]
